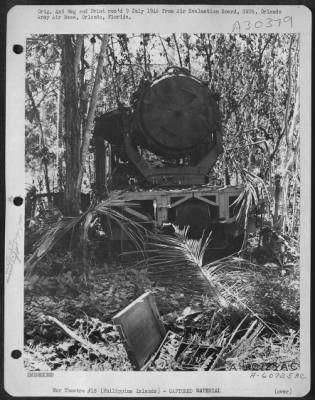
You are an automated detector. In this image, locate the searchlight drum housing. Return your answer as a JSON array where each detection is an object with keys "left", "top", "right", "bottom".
[
  {"left": 94, "top": 67, "right": 223, "bottom": 186},
  {"left": 134, "top": 67, "right": 221, "bottom": 158}
]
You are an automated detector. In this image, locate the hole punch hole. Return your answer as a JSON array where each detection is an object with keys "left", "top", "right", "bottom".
[
  {"left": 13, "top": 197, "right": 23, "bottom": 206},
  {"left": 11, "top": 349, "right": 22, "bottom": 359},
  {"left": 13, "top": 44, "right": 23, "bottom": 54}
]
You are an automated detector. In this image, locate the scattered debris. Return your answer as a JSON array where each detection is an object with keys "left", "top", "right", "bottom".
[
  {"left": 112, "top": 293, "right": 267, "bottom": 372},
  {"left": 46, "top": 316, "right": 112, "bottom": 359},
  {"left": 143, "top": 331, "right": 221, "bottom": 371},
  {"left": 24, "top": 244, "right": 300, "bottom": 372}
]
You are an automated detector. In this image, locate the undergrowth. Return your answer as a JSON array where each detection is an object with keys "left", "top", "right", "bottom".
[{"left": 24, "top": 232, "right": 300, "bottom": 372}]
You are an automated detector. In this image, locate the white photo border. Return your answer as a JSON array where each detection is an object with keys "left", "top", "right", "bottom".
[{"left": 5, "top": 4, "right": 311, "bottom": 397}]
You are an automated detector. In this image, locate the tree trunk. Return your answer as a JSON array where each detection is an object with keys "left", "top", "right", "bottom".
[
  {"left": 280, "top": 83, "right": 300, "bottom": 231},
  {"left": 26, "top": 82, "right": 51, "bottom": 198},
  {"left": 76, "top": 34, "right": 109, "bottom": 194},
  {"left": 57, "top": 86, "right": 65, "bottom": 191},
  {"left": 62, "top": 35, "right": 81, "bottom": 215}
]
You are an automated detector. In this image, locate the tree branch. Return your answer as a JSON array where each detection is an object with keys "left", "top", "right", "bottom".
[
  {"left": 117, "top": 34, "right": 136, "bottom": 89},
  {"left": 158, "top": 35, "right": 170, "bottom": 65},
  {"left": 46, "top": 316, "right": 112, "bottom": 358},
  {"left": 172, "top": 34, "right": 182, "bottom": 67}
]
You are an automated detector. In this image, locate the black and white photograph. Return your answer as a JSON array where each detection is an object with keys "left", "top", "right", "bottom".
[
  {"left": 23, "top": 31, "right": 302, "bottom": 371},
  {"left": 5, "top": 4, "right": 311, "bottom": 397}
]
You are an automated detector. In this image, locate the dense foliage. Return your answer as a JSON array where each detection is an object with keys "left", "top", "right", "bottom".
[
  {"left": 24, "top": 33, "right": 301, "bottom": 371},
  {"left": 26, "top": 33, "right": 300, "bottom": 228}
]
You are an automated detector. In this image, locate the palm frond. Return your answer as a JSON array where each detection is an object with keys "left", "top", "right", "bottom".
[
  {"left": 94, "top": 198, "right": 147, "bottom": 251},
  {"left": 25, "top": 216, "right": 82, "bottom": 275},
  {"left": 137, "top": 226, "right": 228, "bottom": 307},
  {"left": 231, "top": 167, "right": 269, "bottom": 224},
  {"left": 25, "top": 194, "right": 148, "bottom": 275}
]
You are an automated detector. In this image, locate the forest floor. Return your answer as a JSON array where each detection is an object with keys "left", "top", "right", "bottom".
[{"left": 24, "top": 234, "right": 300, "bottom": 372}]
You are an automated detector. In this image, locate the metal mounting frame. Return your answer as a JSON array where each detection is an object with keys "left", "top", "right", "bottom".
[
  {"left": 112, "top": 186, "right": 243, "bottom": 227},
  {"left": 123, "top": 125, "right": 223, "bottom": 187}
]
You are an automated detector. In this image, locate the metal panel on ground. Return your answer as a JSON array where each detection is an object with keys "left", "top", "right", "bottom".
[{"left": 112, "top": 292, "right": 166, "bottom": 370}]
